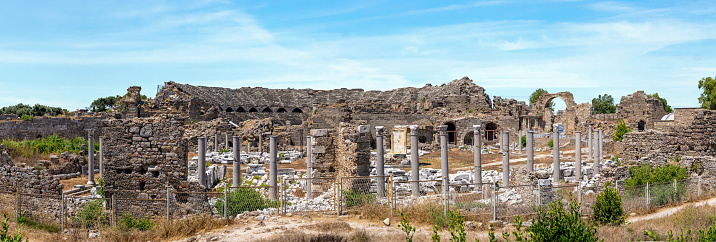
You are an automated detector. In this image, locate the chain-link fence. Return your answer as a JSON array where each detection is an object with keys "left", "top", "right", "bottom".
[
  {"left": 447, "top": 182, "right": 493, "bottom": 220},
  {"left": 18, "top": 192, "right": 63, "bottom": 230},
  {"left": 338, "top": 176, "right": 392, "bottom": 215},
  {"left": 213, "top": 186, "right": 280, "bottom": 218},
  {"left": 282, "top": 177, "right": 337, "bottom": 214},
  {"left": 64, "top": 196, "right": 112, "bottom": 229},
  {"left": 497, "top": 183, "right": 541, "bottom": 221}
]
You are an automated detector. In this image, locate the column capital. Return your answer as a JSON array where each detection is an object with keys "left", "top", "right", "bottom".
[
  {"left": 527, "top": 130, "right": 534, "bottom": 134},
  {"left": 437, "top": 125, "right": 448, "bottom": 135},
  {"left": 472, "top": 125, "right": 481, "bottom": 131},
  {"left": 409, "top": 125, "right": 418, "bottom": 136},
  {"left": 375, "top": 126, "right": 384, "bottom": 135}
]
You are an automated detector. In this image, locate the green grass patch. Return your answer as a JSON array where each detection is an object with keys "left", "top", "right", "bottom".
[{"left": 2, "top": 134, "right": 97, "bottom": 158}]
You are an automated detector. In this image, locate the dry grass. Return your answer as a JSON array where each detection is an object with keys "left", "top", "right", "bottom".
[
  {"left": 301, "top": 221, "right": 354, "bottom": 233},
  {"left": 597, "top": 204, "right": 716, "bottom": 242},
  {"left": 259, "top": 229, "right": 375, "bottom": 242}
]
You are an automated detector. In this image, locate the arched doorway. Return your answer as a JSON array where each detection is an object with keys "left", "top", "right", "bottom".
[
  {"left": 445, "top": 122, "right": 457, "bottom": 144},
  {"left": 485, "top": 122, "right": 498, "bottom": 141},
  {"left": 277, "top": 108, "right": 287, "bottom": 113},
  {"left": 637, "top": 120, "right": 645, "bottom": 131},
  {"left": 463, "top": 131, "right": 474, "bottom": 146},
  {"left": 262, "top": 107, "right": 272, "bottom": 112},
  {"left": 291, "top": 108, "right": 303, "bottom": 113},
  {"left": 226, "top": 107, "right": 234, "bottom": 112},
  {"left": 237, "top": 107, "right": 246, "bottom": 112},
  {"left": 248, "top": 108, "right": 258, "bottom": 112}
]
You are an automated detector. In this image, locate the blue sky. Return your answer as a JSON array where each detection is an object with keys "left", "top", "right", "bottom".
[{"left": 1, "top": 0, "right": 715, "bottom": 110}]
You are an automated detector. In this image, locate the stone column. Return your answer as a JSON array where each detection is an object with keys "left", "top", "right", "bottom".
[
  {"left": 527, "top": 130, "right": 534, "bottom": 172},
  {"left": 518, "top": 130, "right": 523, "bottom": 155},
  {"left": 225, "top": 133, "right": 229, "bottom": 150},
  {"left": 502, "top": 131, "right": 509, "bottom": 187},
  {"left": 99, "top": 136, "right": 103, "bottom": 179},
  {"left": 552, "top": 124, "right": 560, "bottom": 186},
  {"left": 306, "top": 136, "right": 313, "bottom": 198},
  {"left": 198, "top": 137, "right": 207, "bottom": 188},
  {"left": 269, "top": 136, "right": 278, "bottom": 200},
  {"left": 593, "top": 131, "right": 598, "bottom": 162},
  {"left": 233, "top": 136, "right": 241, "bottom": 187},
  {"left": 214, "top": 133, "right": 219, "bottom": 152},
  {"left": 438, "top": 125, "right": 449, "bottom": 196},
  {"left": 473, "top": 125, "right": 482, "bottom": 184},
  {"left": 575, "top": 131, "right": 582, "bottom": 181},
  {"left": 588, "top": 126, "right": 593, "bottom": 160},
  {"left": 409, "top": 125, "right": 420, "bottom": 196},
  {"left": 598, "top": 129, "right": 603, "bottom": 172},
  {"left": 87, "top": 132, "right": 96, "bottom": 186},
  {"left": 375, "top": 127, "right": 385, "bottom": 197}
]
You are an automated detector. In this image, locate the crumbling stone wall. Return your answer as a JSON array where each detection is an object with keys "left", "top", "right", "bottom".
[
  {"left": 0, "top": 116, "right": 103, "bottom": 140},
  {"left": 617, "top": 91, "right": 667, "bottom": 131},
  {"left": 309, "top": 129, "right": 336, "bottom": 177},
  {"left": 622, "top": 109, "right": 716, "bottom": 162},
  {"left": 336, "top": 123, "right": 371, "bottom": 177},
  {"left": 102, "top": 115, "right": 192, "bottom": 202}
]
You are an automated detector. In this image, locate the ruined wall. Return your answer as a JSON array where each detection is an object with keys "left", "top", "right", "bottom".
[
  {"left": 336, "top": 124, "right": 371, "bottom": 177},
  {"left": 617, "top": 91, "right": 667, "bottom": 131},
  {"left": 309, "top": 129, "right": 336, "bottom": 177},
  {"left": 622, "top": 109, "right": 716, "bottom": 161},
  {"left": 102, "top": 115, "right": 192, "bottom": 200},
  {"left": 0, "top": 116, "right": 103, "bottom": 140}
]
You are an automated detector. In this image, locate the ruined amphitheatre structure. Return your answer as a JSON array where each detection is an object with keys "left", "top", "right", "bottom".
[{"left": 0, "top": 76, "right": 714, "bottom": 222}]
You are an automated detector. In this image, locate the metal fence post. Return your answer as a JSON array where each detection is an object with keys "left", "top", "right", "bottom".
[
  {"left": 578, "top": 185, "right": 582, "bottom": 214},
  {"left": 444, "top": 176, "right": 449, "bottom": 216},
  {"left": 16, "top": 190, "right": 20, "bottom": 219},
  {"left": 389, "top": 175, "right": 394, "bottom": 223},
  {"left": 61, "top": 192, "right": 65, "bottom": 231},
  {"left": 493, "top": 182, "right": 498, "bottom": 221},
  {"left": 337, "top": 176, "right": 342, "bottom": 215},
  {"left": 537, "top": 183, "right": 541, "bottom": 206},
  {"left": 224, "top": 184, "right": 228, "bottom": 218},
  {"left": 646, "top": 182, "right": 650, "bottom": 207},
  {"left": 166, "top": 188, "right": 171, "bottom": 224},
  {"left": 112, "top": 194, "right": 116, "bottom": 227}
]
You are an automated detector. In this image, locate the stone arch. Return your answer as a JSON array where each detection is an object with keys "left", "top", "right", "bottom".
[
  {"left": 533, "top": 92, "right": 578, "bottom": 134},
  {"left": 236, "top": 107, "right": 246, "bottom": 112},
  {"left": 262, "top": 107, "right": 272, "bottom": 112},
  {"left": 533, "top": 92, "right": 577, "bottom": 111},
  {"left": 225, "top": 107, "right": 234, "bottom": 112},
  {"left": 463, "top": 131, "right": 474, "bottom": 146},
  {"left": 485, "top": 122, "right": 498, "bottom": 141},
  {"left": 276, "top": 108, "right": 287, "bottom": 113},
  {"left": 291, "top": 108, "right": 303, "bottom": 113},
  {"left": 637, "top": 120, "right": 646, "bottom": 131},
  {"left": 444, "top": 122, "right": 457, "bottom": 144},
  {"left": 248, "top": 108, "right": 258, "bottom": 112}
]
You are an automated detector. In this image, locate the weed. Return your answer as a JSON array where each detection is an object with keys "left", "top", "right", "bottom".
[
  {"left": 342, "top": 189, "right": 375, "bottom": 208},
  {"left": 1, "top": 214, "right": 26, "bottom": 242},
  {"left": 397, "top": 210, "right": 416, "bottom": 242}
]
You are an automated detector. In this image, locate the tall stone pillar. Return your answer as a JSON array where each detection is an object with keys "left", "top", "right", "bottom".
[
  {"left": 269, "top": 136, "right": 278, "bottom": 200},
  {"left": 502, "top": 131, "right": 509, "bottom": 187},
  {"left": 438, "top": 125, "right": 449, "bottom": 196},
  {"left": 99, "top": 136, "right": 103, "bottom": 179},
  {"left": 87, "top": 132, "right": 96, "bottom": 186},
  {"left": 198, "top": 137, "right": 207, "bottom": 188},
  {"left": 225, "top": 133, "right": 229, "bottom": 150},
  {"left": 598, "top": 129, "right": 603, "bottom": 172},
  {"left": 409, "top": 125, "right": 420, "bottom": 196},
  {"left": 376, "top": 127, "right": 385, "bottom": 197},
  {"left": 306, "top": 136, "right": 313, "bottom": 198},
  {"left": 518, "top": 130, "right": 523, "bottom": 155},
  {"left": 527, "top": 130, "right": 534, "bottom": 172},
  {"left": 232, "top": 136, "right": 241, "bottom": 187},
  {"left": 552, "top": 124, "right": 560, "bottom": 186},
  {"left": 473, "top": 125, "right": 482, "bottom": 184},
  {"left": 214, "top": 133, "right": 219, "bottom": 152},
  {"left": 575, "top": 131, "right": 582, "bottom": 181},
  {"left": 588, "top": 126, "right": 593, "bottom": 160}
]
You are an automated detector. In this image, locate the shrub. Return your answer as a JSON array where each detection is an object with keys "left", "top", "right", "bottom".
[
  {"left": 1, "top": 214, "right": 26, "bottom": 242},
  {"left": 625, "top": 164, "right": 689, "bottom": 186},
  {"left": 397, "top": 210, "right": 416, "bottom": 242},
  {"left": 521, "top": 136, "right": 526, "bottom": 147},
  {"left": 214, "top": 188, "right": 276, "bottom": 217},
  {"left": 431, "top": 224, "right": 440, "bottom": 242},
  {"left": 447, "top": 210, "right": 466, "bottom": 242},
  {"left": 342, "top": 189, "right": 375, "bottom": 208},
  {"left": 548, "top": 139, "right": 553, "bottom": 148},
  {"left": 593, "top": 182, "right": 624, "bottom": 225},
  {"left": 613, "top": 119, "right": 631, "bottom": 141},
  {"left": 118, "top": 213, "right": 154, "bottom": 231},
  {"left": 19, "top": 115, "right": 32, "bottom": 121},
  {"left": 527, "top": 198, "right": 599, "bottom": 242},
  {"left": 16, "top": 211, "right": 60, "bottom": 233},
  {"left": 72, "top": 199, "right": 109, "bottom": 228}
]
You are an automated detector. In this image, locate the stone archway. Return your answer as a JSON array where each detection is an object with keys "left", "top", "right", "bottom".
[
  {"left": 463, "top": 131, "right": 474, "bottom": 146},
  {"left": 533, "top": 92, "right": 578, "bottom": 134},
  {"left": 638, "top": 120, "right": 646, "bottom": 131}
]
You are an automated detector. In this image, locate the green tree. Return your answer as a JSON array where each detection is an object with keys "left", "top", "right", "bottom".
[
  {"left": 0, "top": 103, "right": 63, "bottom": 117},
  {"left": 648, "top": 93, "right": 673, "bottom": 113},
  {"left": 698, "top": 76, "right": 716, "bottom": 110},
  {"left": 530, "top": 88, "right": 554, "bottom": 111},
  {"left": 593, "top": 182, "right": 624, "bottom": 225},
  {"left": 613, "top": 119, "right": 631, "bottom": 141},
  {"left": 592, "top": 94, "right": 617, "bottom": 114},
  {"left": 90, "top": 96, "right": 118, "bottom": 112},
  {"left": 528, "top": 199, "right": 600, "bottom": 242}
]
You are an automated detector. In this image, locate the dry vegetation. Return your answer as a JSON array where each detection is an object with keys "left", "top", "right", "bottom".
[{"left": 598, "top": 204, "right": 716, "bottom": 241}]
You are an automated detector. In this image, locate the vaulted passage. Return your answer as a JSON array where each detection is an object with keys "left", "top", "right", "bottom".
[
  {"left": 277, "top": 108, "right": 287, "bottom": 113},
  {"left": 262, "top": 107, "right": 272, "bottom": 112},
  {"left": 291, "top": 108, "right": 303, "bottom": 113},
  {"left": 249, "top": 108, "right": 258, "bottom": 112},
  {"left": 485, "top": 122, "right": 498, "bottom": 141},
  {"left": 445, "top": 122, "right": 457, "bottom": 144},
  {"left": 236, "top": 107, "right": 246, "bottom": 112}
]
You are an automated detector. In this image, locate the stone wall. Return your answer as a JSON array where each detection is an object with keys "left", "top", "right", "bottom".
[
  {"left": 0, "top": 116, "right": 103, "bottom": 140},
  {"left": 309, "top": 129, "right": 336, "bottom": 177},
  {"left": 617, "top": 91, "right": 667, "bottom": 131},
  {"left": 622, "top": 109, "right": 716, "bottom": 161},
  {"left": 102, "top": 115, "right": 193, "bottom": 200},
  {"left": 336, "top": 123, "right": 371, "bottom": 178}
]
